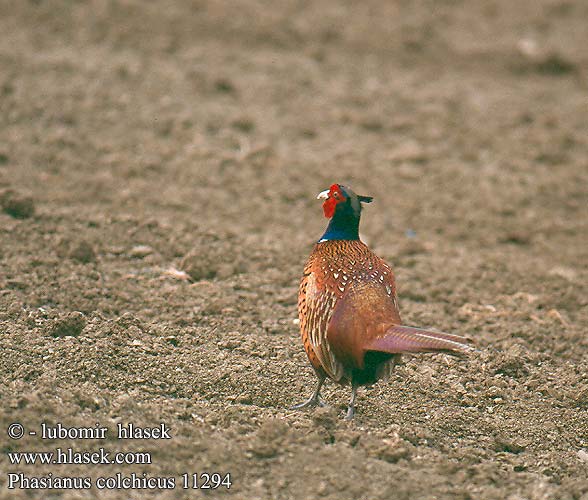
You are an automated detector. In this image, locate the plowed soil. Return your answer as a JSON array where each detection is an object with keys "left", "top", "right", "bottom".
[{"left": 1, "top": 1, "right": 587, "bottom": 499}]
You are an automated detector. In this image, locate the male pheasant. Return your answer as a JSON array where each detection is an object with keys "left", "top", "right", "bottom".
[{"left": 294, "top": 183, "right": 472, "bottom": 419}]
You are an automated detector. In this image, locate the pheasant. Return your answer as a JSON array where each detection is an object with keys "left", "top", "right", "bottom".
[{"left": 294, "top": 183, "right": 472, "bottom": 419}]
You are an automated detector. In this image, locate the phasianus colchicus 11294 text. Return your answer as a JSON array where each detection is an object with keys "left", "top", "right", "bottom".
[{"left": 294, "top": 183, "right": 473, "bottom": 419}]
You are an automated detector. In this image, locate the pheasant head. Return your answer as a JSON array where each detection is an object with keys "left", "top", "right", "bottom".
[{"left": 317, "top": 184, "right": 373, "bottom": 242}]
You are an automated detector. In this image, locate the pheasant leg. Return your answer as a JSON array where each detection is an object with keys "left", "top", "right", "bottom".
[
  {"left": 344, "top": 383, "right": 359, "bottom": 420},
  {"left": 290, "top": 373, "right": 326, "bottom": 409}
]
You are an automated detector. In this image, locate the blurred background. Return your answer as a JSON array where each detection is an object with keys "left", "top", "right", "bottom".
[{"left": 1, "top": 1, "right": 587, "bottom": 499}]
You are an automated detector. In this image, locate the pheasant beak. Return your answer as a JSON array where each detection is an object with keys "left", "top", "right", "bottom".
[{"left": 317, "top": 189, "right": 330, "bottom": 200}]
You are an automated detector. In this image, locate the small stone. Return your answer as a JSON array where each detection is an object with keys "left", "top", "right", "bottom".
[
  {"left": 164, "top": 267, "right": 190, "bottom": 280},
  {"left": 333, "top": 430, "right": 361, "bottom": 447},
  {"left": 129, "top": 245, "right": 154, "bottom": 258},
  {"left": 107, "top": 246, "right": 126, "bottom": 255},
  {"left": 214, "top": 78, "right": 235, "bottom": 93},
  {"left": 364, "top": 434, "right": 411, "bottom": 463},
  {"left": 577, "top": 449, "right": 588, "bottom": 462},
  {"left": 397, "top": 239, "right": 428, "bottom": 256},
  {"left": 534, "top": 52, "right": 576, "bottom": 75},
  {"left": 237, "top": 393, "right": 252, "bottom": 404},
  {"left": 499, "top": 231, "right": 532, "bottom": 245},
  {"left": 165, "top": 336, "right": 179, "bottom": 346},
  {"left": 258, "top": 419, "right": 289, "bottom": 439},
  {"left": 546, "top": 309, "right": 568, "bottom": 325},
  {"left": 389, "top": 140, "right": 427, "bottom": 163},
  {"left": 7, "top": 279, "right": 27, "bottom": 290},
  {"left": 516, "top": 39, "right": 576, "bottom": 75},
  {"left": 248, "top": 419, "right": 288, "bottom": 458},
  {"left": 181, "top": 251, "right": 217, "bottom": 281},
  {"left": 69, "top": 240, "right": 96, "bottom": 263},
  {"left": 492, "top": 435, "right": 527, "bottom": 454},
  {"left": 312, "top": 407, "right": 338, "bottom": 430},
  {"left": 50, "top": 312, "right": 86, "bottom": 337},
  {"left": 570, "top": 386, "right": 588, "bottom": 408},
  {"left": 0, "top": 189, "right": 35, "bottom": 219},
  {"left": 231, "top": 118, "right": 255, "bottom": 133},
  {"left": 218, "top": 338, "right": 241, "bottom": 349},
  {"left": 511, "top": 292, "right": 539, "bottom": 304},
  {"left": 548, "top": 266, "right": 577, "bottom": 281},
  {"left": 492, "top": 345, "right": 530, "bottom": 378},
  {"left": 359, "top": 119, "right": 384, "bottom": 132},
  {"left": 216, "top": 263, "right": 237, "bottom": 279},
  {"left": 377, "top": 442, "right": 410, "bottom": 463},
  {"left": 317, "top": 481, "right": 329, "bottom": 496}
]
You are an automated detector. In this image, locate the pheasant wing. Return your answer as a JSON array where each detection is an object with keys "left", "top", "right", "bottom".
[{"left": 301, "top": 271, "right": 345, "bottom": 381}]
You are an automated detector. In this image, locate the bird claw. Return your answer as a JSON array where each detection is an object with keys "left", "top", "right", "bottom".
[
  {"left": 289, "top": 397, "right": 326, "bottom": 410},
  {"left": 344, "top": 406, "right": 355, "bottom": 421}
]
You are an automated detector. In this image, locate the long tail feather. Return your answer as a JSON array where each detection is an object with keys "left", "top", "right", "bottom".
[{"left": 365, "top": 325, "right": 473, "bottom": 355}]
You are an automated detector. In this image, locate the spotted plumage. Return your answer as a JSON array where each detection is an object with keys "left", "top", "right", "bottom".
[
  {"left": 298, "top": 239, "right": 399, "bottom": 382},
  {"left": 293, "top": 184, "right": 473, "bottom": 419}
]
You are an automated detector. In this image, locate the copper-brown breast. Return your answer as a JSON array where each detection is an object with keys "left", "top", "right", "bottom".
[{"left": 298, "top": 240, "right": 400, "bottom": 382}]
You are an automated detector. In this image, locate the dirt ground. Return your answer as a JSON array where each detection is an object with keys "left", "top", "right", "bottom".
[{"left": 1, "top": 1, "right": 587, "bottom": 499}]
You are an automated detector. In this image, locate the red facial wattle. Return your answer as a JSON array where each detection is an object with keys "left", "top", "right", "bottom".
[
  {"left": 323, "top": 197, "right": 338, "bottom": 218},
  {"left": 322, "top": 184, "right": 345, "bottom": 218}
]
